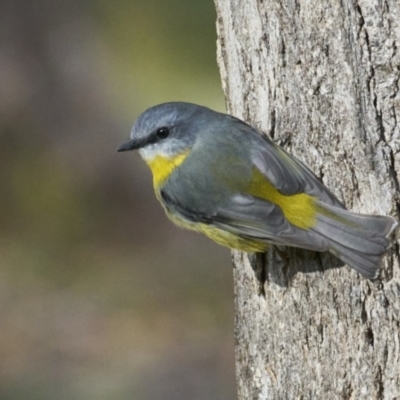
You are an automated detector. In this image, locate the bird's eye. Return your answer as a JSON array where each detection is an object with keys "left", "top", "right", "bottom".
[{"left": 156, "top": 127, "right": 170, "bottom": 139}]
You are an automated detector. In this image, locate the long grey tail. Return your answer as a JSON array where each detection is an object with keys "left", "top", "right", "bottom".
[{"left": 313, "top": 202, "right": 398, "bottom": 278}]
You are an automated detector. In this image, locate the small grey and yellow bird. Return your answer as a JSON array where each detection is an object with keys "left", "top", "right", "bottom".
[{"left": 118, "top": 102, "right": 397, "bottom": 278}]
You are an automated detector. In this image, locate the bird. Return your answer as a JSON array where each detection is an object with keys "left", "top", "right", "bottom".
[{"left": 118, "top": 102, "right": 397, "bottom": 279}]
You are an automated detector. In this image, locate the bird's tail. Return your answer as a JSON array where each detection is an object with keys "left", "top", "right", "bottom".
[{"left": 313, "top": 201, "right": 398, "bottom": 278}]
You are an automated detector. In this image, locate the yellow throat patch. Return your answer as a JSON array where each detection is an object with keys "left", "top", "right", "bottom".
[{"left": 146, "top": 150, "right": 190, "bottom": 188}]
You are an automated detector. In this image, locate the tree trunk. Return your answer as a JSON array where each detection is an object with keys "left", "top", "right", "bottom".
[{"left": 214, "top": 0, "right": 400, "bottom": 398}]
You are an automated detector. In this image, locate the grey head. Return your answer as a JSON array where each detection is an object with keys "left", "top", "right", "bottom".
[{"left": 117, "top": 102, "right": 215, "bottom": 161}]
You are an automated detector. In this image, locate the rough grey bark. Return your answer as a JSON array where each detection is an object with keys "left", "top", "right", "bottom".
[{"left": 214, "top": 0, "right": 400, "bottom": 398}]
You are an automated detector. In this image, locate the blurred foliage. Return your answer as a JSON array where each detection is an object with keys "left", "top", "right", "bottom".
[
  {"left": 92, "top": 0, "right": 225, "bottom": 116},
  {"left": 0, "top": 0, "right": 234, "bottom": 399}
]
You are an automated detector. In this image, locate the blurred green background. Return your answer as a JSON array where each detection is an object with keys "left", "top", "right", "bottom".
[{"left": 0, "top": 0, "right": 236, "bottom": 399}]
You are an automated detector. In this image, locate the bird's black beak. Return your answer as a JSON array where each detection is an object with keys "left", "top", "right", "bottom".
[{"left": 117, "top": 139, "right": 140, "bottom": 152}]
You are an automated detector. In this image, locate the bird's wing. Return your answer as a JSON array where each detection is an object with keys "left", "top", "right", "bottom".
[
  {"left": 160, "top": 188, "right": 327, "bottom": 252},
  {"left": 210, "top": 194, "right": 328, "bottom": 251},
  {"left": 250, "top": 134, "right": 345, "bottom": 208}
]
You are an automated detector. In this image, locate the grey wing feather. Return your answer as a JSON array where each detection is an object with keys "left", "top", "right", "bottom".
[
  {"left": 250, "top": 133, "right": 345, "bottom": 208},
  {"left": 160, "top": 189, "right": 213, "bottom": 224},
  {"left": 161, "top": 186, "right": 328, "bottom": 251},
  {"left": 211, "top": 194, "right": 329, "bottom": 252}
]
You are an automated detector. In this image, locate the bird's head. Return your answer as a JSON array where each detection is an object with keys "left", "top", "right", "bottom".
[{"left": 118, "top": 102, "right": 208, "bottom": 163}]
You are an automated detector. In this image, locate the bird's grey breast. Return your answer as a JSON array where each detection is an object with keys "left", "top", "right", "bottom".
[{"left": 161, "top": 126, "right": 253, "bottom": 218}]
